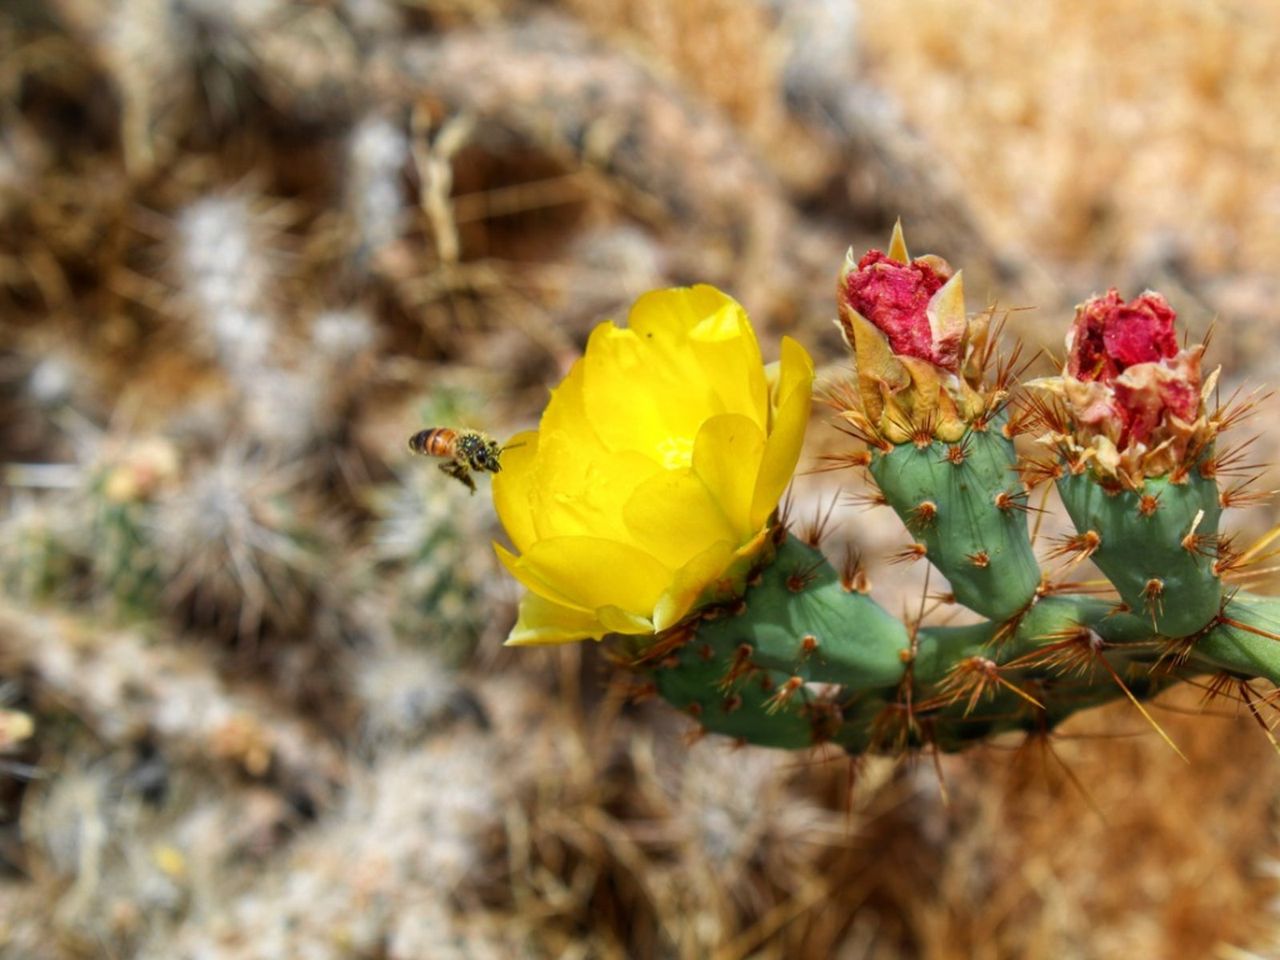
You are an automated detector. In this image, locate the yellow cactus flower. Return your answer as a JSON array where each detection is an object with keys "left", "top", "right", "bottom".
[{"left": 493, "top": 285, "right": 814, "bottom": 645}]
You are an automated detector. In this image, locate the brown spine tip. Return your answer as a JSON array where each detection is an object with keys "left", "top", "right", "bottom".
[
  {"left": 839, "top": 545, "right": 871, "bottom": 594},
  {"left": 967, "top": 550, "right": 991, "bottom": 568},
  {"left": 722, "top": 693, "right": 743, "bottom": 714},
  {"left": 890, "top": 542, "right": 928, "bottom": 565},
  {"left": 1138, "top": 493, "right": 1161, "bottom": 516},
  {"left": 911, "top": 499, "right": 939, "bottom": 528},
  {"left": 1142, "top": 577, "right": 1165, "bottom": 620},
  {"left": 765, "top": 676, "right": 805, "bottom": 713},
  {"left": 800, "top": 634, "right": 819, "bottom": 656},
  {"left": 944, "top": 444, "right": 967, "bottom": 466},
  {"left": 1047, "top": 529, "right": 1101, "bottom": 565}
]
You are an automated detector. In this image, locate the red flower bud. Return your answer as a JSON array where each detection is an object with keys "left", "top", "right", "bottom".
[
  {"left": 841, "top": 249, "right": 959, "bottom": 369},
  {"left": 1067, "top": 289, "right": 1180, "bottom": 382},
  {"left": 1034, "top": 288, "right": 1209, "bottom": 484}
]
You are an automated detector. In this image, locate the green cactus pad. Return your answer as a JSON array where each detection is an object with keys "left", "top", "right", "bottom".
[
  {"left": 1057, "top": 469, "right": 1222, "bottom": 637},
  {"left": 868, "top": 420, "right": 1040, "bottom": 622},
  {"left": 649, "top": 535, "right": 910, "bottom": 750}
]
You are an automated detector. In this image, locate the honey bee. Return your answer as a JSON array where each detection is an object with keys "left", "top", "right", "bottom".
[{"left": 408, "top": 427, "right": 504, "bottom": 494}]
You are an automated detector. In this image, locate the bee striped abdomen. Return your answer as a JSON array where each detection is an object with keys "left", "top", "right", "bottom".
[{"left": 408, "top": 428, "right": 458, "bottom": 458}]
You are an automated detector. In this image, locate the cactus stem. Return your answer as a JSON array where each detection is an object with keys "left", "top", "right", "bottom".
[{"left": 723, "top": 693, "right": 743, "bottom": 713}]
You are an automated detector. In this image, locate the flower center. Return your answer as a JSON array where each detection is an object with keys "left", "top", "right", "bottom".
[{"left": 656, "top": 435, "right": 695, "bottom": 470}]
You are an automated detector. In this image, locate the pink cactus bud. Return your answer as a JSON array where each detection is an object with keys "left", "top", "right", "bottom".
[
  {"left": 841, "top": 249, "right": 960, "bottom": 369},
  {"left": 1067, "top": 289, "right": 1180, "bottom": 383},
  {"left": 1041, "top": 289, "right": 1207, "bottom": 480}
]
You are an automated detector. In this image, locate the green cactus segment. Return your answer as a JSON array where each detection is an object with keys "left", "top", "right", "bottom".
[
  {"left": 707, "top": 536, "right": 912, "bottom": 689},
  {"left": 641, "top": 532, "right": 1280, "bottom": 755},
  {"left": 1193, "top": 592, "right": 1280, "bottom": 680},
  {"left": 1057, "top": 469, "right": 1222, "bottom": 637},
  {"left": 652, "top": 648, "right": 823, "bottom": 749},
  {"left": 868, "top": 420, "right": 1041, "bottom": 621},
  {"left": 649, "top": 535, "right": 910, "bottom": 750}
]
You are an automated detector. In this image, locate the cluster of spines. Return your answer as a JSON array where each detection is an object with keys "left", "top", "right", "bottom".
[{"left": 633, "top": 315, "right": 1280, "bottom": 762}]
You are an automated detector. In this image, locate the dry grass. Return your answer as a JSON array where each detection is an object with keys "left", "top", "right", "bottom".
[{"left": 861, "top": 0, "right": 1280, "bottom": 276}]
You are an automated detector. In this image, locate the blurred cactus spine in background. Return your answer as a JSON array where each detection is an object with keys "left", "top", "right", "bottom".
[{"left": 495, "top": 223, "right": 1280, "bottom": 759}]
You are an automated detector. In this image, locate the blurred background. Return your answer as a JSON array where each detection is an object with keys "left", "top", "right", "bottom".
[{"left": 3, "top": 1, "right": 1280, "bottom": 957}]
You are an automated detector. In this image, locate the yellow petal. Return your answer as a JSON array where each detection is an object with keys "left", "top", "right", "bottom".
[
  {"left": 768, "top": 334, "right": 814, "bottom": 417},
  {"left": 629, "top": 286, "right": 768, "bottom": 430},
  {"left": 653, "top": 539, "right": 737, "bottom": 631},
  {"left": 504, "top": 591, "right": 610, "bottom": 646},
  {"left": 532, "top": 348, "right": 664, "bottom": 540},
  {"left": 692, "top": 413, "right": 766, "bottom": 540},
  {"left": 490, "top": 429, "right": 540, "bottom": 553},
  {"left": 532, "top": 425, "right": 662, "bottom": 541},
  {"left": 622, "top": 468, "right": 738, "bottom": 570},
  {"left": 494, "top": 542, "right": 591, "bottom": 613},
  {"left": 751, "top": 337, "right": 814, "bottom": 528},
  {"left": 497, "top": 537, "right": 671, "bottom": 622},
  {"left": 581, "top": 320, "right": 707, "bottom": 460}
]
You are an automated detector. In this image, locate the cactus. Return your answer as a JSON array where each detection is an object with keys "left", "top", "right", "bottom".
[{"left": 497, "top": 224, "right": 1280, "bottom": 759}]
